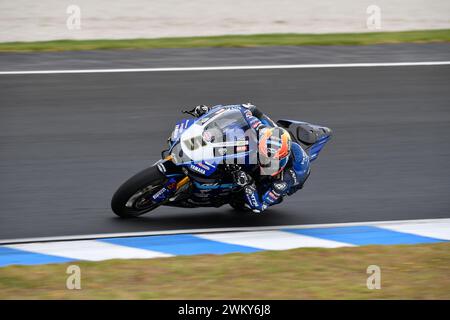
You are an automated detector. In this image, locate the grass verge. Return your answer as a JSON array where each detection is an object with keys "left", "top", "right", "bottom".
[
  {"left": 0, "top": 242, "right": 449, "bottom": 299},
  {"left": 0, "top": 30, "right": 449, "bottom": 52}
]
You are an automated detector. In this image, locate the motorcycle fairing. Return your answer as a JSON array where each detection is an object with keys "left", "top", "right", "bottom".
[
  {"left": 188, "top": 161, "right": 218, "bottom": 177},
  {"left": 276, "top": 119, "right": 332, "bottom": 162},
  {"left": 151, "top": 177, "right": 178, "bottom": 203},
  {"left": 169, "top": 106, "right": 258, "bottom": 173},
  {"left": 192, "top": 181, "right": 237, "bottom": 190},
  {"left": 170, "top": 118, "right": 195, "bottom": 147},
  {"left": 308, "top": 135, "right": 331, "bottom": 161}
]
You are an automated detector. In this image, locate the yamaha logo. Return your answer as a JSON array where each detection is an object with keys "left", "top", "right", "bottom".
[{"left": 190, "top": 165, "right": 206, "bottom": 175}]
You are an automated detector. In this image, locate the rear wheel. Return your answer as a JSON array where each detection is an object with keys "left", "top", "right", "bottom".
[{"left": 111, "top": 166, "right": 167, "bottom": 218}]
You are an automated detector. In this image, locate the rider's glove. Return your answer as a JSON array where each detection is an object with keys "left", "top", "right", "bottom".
[
  {"left": 233, "top": 170, "right": 253, "bottom": 187},
  {"left": 193, "top": 105, "right": 210, "bottom": 117},
  {"left": 272, "top": 181, "right": 289, "bottom": 195}
]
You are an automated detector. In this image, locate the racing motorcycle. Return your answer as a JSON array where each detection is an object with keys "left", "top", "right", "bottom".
[{"left": 111, "top": 105, "right": 332, "bottom": 217}]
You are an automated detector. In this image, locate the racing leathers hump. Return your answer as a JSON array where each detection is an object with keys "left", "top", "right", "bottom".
[{"left": 243, "top": 142, "right": 310, "bottom": 213}]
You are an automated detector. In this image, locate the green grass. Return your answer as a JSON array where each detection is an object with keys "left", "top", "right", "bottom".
[
  {"left": 0, "top": 242, "right": 449, "bottom": 299},
  {"left": 1, "top": 29, "right": 449, "bottom": 52}
]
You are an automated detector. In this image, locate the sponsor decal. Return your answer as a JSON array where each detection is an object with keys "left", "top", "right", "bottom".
[
  {"left": 235, "top": 139, "right": 248, "bottom": 146},
  {"left": 202, "top": 183, "right": 219, "bottom": 188},
  {"left": 190, "top": 164, "right": 206, "bottom": 175},
  {"left": 249, "top": 194, "right": 259, "bottom": 207},
  {"left": 289, "top": 169, "right": 298, "bottom": 185},
  {"left": 216, "top": 140, "right": 247, "bottom": 147},
  {"left": 196, "top": 162, "right": 210, "bottom": 170},
  {"left": 152, "top": 187, "right": 167, "bottom": 200},
  {"left": 224, "top": 105, "right": 241, "bottom": 111}
]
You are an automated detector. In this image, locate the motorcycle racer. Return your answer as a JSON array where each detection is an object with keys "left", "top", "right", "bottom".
[
  {"left": 112, "top": 102, "right": 331, "bottom": 218},
  {"left": 189, "top": 104, "right": 311, "bottom": 213}
]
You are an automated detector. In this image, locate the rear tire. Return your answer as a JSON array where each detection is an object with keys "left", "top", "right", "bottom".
[{"left": 111, "top": 166, "right": 167, "bottom": 218}]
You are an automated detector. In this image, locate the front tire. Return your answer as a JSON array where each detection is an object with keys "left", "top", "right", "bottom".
[{"left": 111, "top": 166, "right": 167, "bottom": 218}]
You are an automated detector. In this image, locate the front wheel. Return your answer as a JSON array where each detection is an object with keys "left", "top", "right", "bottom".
[{"left": 111, "top": 166, "right": 167, "bottom": 218}]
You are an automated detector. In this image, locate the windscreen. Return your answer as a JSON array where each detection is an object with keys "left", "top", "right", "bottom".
[{"left": 172, "top": 107, "right": 257, "bottom": 164}]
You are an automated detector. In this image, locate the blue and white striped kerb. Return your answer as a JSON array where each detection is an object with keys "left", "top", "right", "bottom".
[{"left": 0, "top": 219, "right": 448, "bottom": 267}]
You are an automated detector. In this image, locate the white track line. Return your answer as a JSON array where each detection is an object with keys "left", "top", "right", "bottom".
[
  {"left": 380, "top": 221, "right": 450, "bottom": 240},
  {"left": 7, "top": 240, "right": 172, "bottom": 261},
  {"left": 1, "top": 218, "right": 449, "bottom": 245},
  {"left": 1, "top": 61, "right": 449, "bottom": 75},
  {"left": 197, "top": 230, "right": 353, "bottom": 250}
]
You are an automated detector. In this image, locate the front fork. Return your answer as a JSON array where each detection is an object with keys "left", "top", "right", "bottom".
[
  {"left": 175, "top": 176, "right": 190, "bottom": 191},
  {"left": 152, "top": 156, "right": 191, "bottom": 204}
]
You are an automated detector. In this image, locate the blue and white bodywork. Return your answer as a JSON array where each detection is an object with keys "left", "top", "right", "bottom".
[
  {"left": 112, "top": 104, "right": 332, "bottom": 216},
  {"left": 167, "top": 105, "right": 258, "bottom": 178}
]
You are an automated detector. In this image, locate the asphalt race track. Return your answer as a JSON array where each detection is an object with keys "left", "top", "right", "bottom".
[
  {"left": 1, "top": 46, "right": 450, "bottom": 239},
  {"left": 1, "top": 43, "right": 450, "bottom": 71}
]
